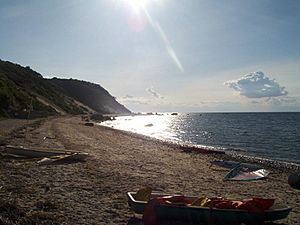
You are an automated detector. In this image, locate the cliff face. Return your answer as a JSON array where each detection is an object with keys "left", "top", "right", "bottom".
[
  {"left": 0, "top": 60, "right": 130, "bottom": 118},
  {"left": 50, "top": 78, "right": 130, "bottom": 115}
]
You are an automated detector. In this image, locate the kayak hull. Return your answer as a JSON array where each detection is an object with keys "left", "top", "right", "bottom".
[{"left": 127, "top": 192, "right": 292, "bottom": 224}]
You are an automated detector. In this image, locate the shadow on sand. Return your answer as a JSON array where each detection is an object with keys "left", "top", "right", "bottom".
[{"left": 126, "top": 217, "right": 287, "bottom": 225}]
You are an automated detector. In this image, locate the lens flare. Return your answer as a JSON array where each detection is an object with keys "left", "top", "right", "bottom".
[{"left": 120, "top": 0, "right": 184, "bottom": 72}]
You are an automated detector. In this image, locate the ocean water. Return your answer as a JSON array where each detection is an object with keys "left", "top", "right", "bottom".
[{"left": 101, "top": 113, "right": 300, "bottom": 165}]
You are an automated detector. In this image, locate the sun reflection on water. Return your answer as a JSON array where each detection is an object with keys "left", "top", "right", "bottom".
[{"left": 101, "top": 114, "right": 181, "bottom": 142}]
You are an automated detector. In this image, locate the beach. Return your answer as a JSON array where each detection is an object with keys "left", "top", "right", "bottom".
[{"left": 0, "top": 116, "right": 299, "bottom": 224}]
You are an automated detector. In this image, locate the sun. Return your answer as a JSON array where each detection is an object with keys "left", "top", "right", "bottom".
[{"left": 122, "top": 0, "right": 149, "bottom": 14}]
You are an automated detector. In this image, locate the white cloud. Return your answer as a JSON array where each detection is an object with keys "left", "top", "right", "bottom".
[
  {"left": 118, "top": 95, "right": 149, "bottom": 105},
  {"left": 146, "top": 87, "right": 164, "bottom": 99},
  {"left": 118, "top": 88, "right": 165, "bottom": 109},
  {"left": 266, "top": 96, "right": 300, "bottom": 106},
  {"left": 224, "top": 71, "right": 288, "bottom": 98},
  {"left": 123, "top": 94, "right": 134, "bottom": 99},
  {"left": 246, "top": 96, "right": 300, "bottom": 111}
]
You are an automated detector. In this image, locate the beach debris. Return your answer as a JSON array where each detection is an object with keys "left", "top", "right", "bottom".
[
  {"left": 288, "top": 174, "right": 300, "bottom": 190},
  {"left": 224, "top": 165, "right": 270, "bottom": 181},
  {"left": 37, "top": 155, "right": 71, "bottom": 165},
  {"left": 37, "top": 152, "right": 89, "bottom": 165},
  {"left": 3, "top": 145, "right": 68, "bottom": 158},
  {"left": 0, "top": 151, "right": 28, "bottom": 159},
  {"left": 81, "top": 115, "right": 90, "bottom": 121},
  {"left": 90, "top": 113, "right": 115, "bottom": 122},
  {"left": 180, "top": 145, "right": 225, "bottom": 154},
  {"left": 84, "top": 122, "right": 94, "bottom": 126},
  {"left": 43, "top": 136, "right": 56, "bottom": 140},
  {"left": 144, "top": 123, "right": 153, "bottom": 127},
  {"left": 1, "top": 145, "right": 89, "bottom": 164}
]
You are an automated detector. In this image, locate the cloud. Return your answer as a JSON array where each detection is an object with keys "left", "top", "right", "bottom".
[
  {"left": 118, "top": 88, "right": 165, "bottom": 107},
  {"left": 123, "top": 94, "right": 134, "bottom": 99},
  {"left": 146, "top": 87, "right": 164, "bottom": 99},
  {"left": 247, "top": 96, "right": 300, "bottom": 111},
  {"left": 249, "top": 100, "right": 260, "bottom": 104},
  {"left": 266, "top": 96, "right": 300, "bottom": 106},
  {"left": 118, "top": 95, "right": 149, "bottom": 105},
  {"left": 224, "top": 71, "right": 288, "bottom": 98}
]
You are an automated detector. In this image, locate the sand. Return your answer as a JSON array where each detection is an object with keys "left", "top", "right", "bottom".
[{"left": 0, "top": 116, "right": 299, "bottom": 225}]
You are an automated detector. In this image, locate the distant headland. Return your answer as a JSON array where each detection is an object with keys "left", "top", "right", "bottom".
[{"left": 0, "top": 59, "right": 131, "bottom": 119}]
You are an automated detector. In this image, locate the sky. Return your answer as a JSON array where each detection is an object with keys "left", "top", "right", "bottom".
[{"left": 0, "top": 0, "right": 299, "bottom": 112}]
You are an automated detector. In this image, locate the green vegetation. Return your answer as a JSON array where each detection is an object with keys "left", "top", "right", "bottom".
[
  {"left": 0, "top": 72, "right": 55, "bottom": 118},
  {"left": 0, "top": 60, "right": 130, "bottom": 118}
]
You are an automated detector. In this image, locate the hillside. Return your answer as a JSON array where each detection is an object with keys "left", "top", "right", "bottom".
[
  {"left": 50, "top": 78, "right": 130, "bottom": 115},
  {"left": 0, "top": 60, "right": 130, "bottom": 118}
]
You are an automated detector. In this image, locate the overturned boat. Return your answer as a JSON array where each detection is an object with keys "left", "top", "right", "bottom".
[
  {"left": 210, "top": 160, "right": 270, "bottom": 181},
  {"left": 224, "top": 165, "right": 270, "bottom": 181}
]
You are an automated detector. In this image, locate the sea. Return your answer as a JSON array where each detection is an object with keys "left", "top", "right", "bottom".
[{"left": 101, "top": 112, "right": 300, "bottom": 165}]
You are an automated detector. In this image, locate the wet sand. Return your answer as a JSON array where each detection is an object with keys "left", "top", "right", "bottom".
[{"left": 0, "top": 116, "right": 299, "bottom": 224}]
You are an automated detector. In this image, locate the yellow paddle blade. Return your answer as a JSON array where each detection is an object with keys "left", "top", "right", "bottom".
[
  {"left": 135, "top": 187, "right": 152, "bottom": 201},
  {"left": 191, "top": 197, "right": 211, "bottom": 207}
]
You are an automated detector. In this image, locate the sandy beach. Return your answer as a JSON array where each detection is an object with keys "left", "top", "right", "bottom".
[{"left": 0, "top": 116, "right": 299, "bottom": 225}]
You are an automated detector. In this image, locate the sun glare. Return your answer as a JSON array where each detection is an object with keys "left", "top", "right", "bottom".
[
  {"left": 123, "top": 0, "right": 148, "bottom": 14},
  {"left": 119, "top": 0, "right": 184, "bottom": 72}
]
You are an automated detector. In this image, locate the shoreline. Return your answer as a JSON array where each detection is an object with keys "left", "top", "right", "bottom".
[
  {"left": 0, "top": 116, "right": 299, "bottom": 224},
  {"left": 99, "top": 113, "right": 300, "bottom": 167},
  {"left": 98, "top": 122, "right": 300, "bottom": 174}
]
